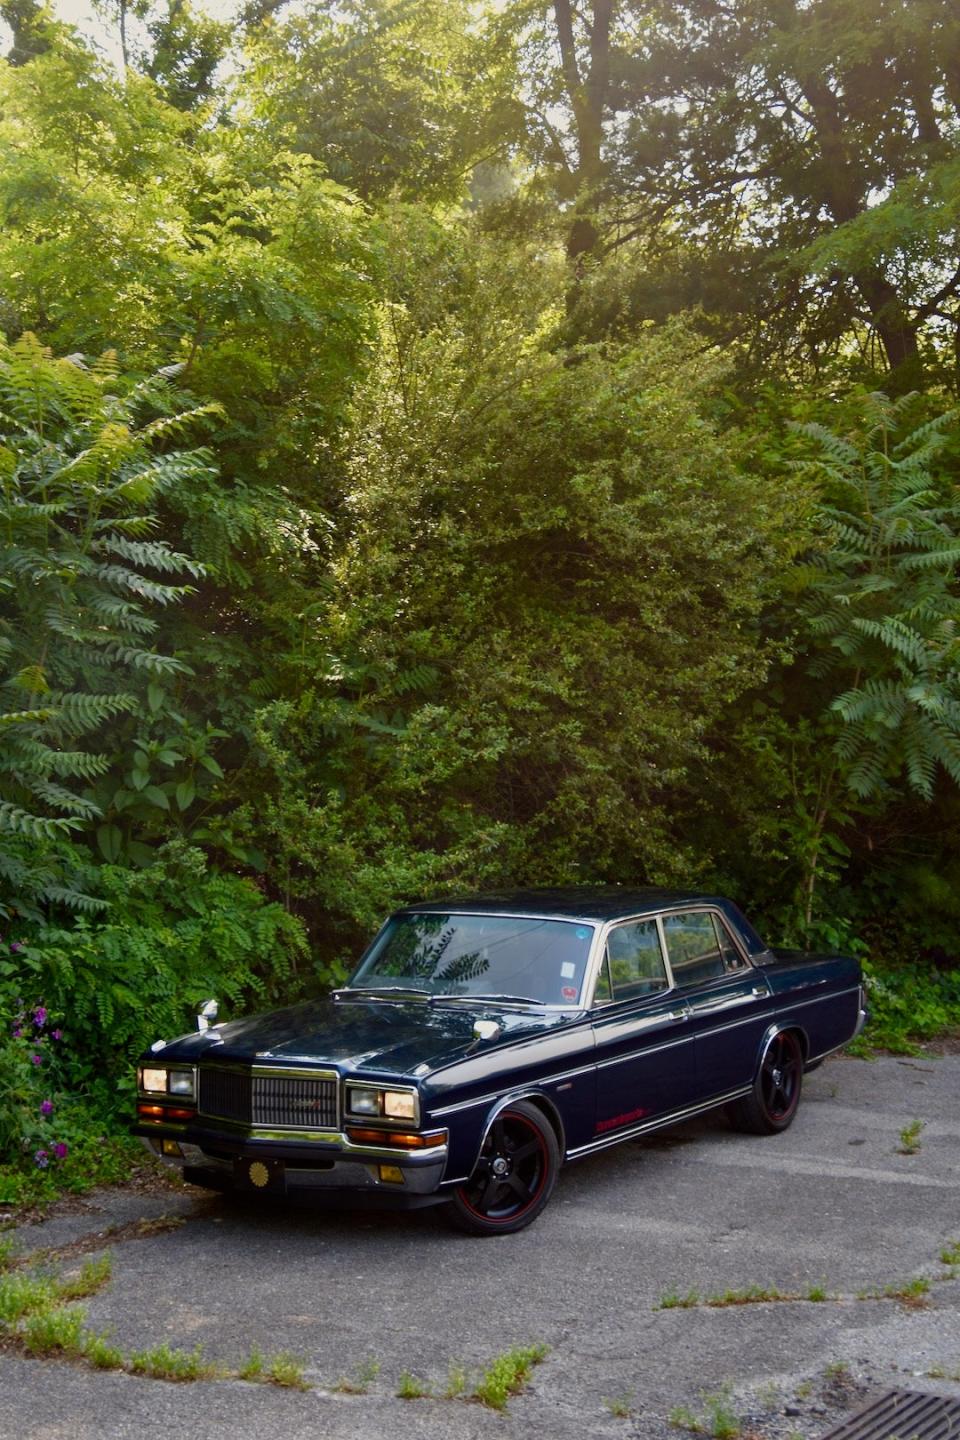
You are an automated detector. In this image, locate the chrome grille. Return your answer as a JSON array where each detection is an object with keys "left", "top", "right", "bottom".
[{"left": 198, "top": 1068, "right": 338, "bottom": 1130}]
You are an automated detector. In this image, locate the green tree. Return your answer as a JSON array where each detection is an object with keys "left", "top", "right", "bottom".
[
  {"left": 581, "top": 0, "right": 960, "bottom": 387},
  {"left": 244, "top": 0, "right": 521, "bottom": 203},
  {"left": 0, "top": 334, "right": 212, "bottom": 915},
  {"left": 238, "top": 220, "right": 802, "bottom": 951}
]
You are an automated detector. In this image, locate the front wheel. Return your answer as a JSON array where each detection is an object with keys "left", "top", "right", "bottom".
[
  {"left": 448, "top": 1100, "right": 559, "bottom": 1236},
  {"left": 727, "top": 1030, "right": 804, "bottom": 1135}
]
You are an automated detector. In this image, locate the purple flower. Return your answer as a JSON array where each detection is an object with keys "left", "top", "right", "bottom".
[
  {"left": 34, "top": 1149, "right": 49, "bottom": 1169},
  {"left": 52, "top": 1029, "right": 62, "bottom": 1041},
  {"left": 33, "top": 1006, "right": 46, "bottom": 1027},
  {"left": 31, "top": 1053, "right": 42, "bottom": 1066},
  {"left": 40, "top": 1100, "right": 53, "bottom": 1116},
  {"left": 12, "top": 1027, "right": 21, "bottom": 1039},
  {"left": 53, "top": 1143, "right": 68, "bottom": 1160},
  {"left": 10, "top": 941, "right": 22, "bottom": 954}
]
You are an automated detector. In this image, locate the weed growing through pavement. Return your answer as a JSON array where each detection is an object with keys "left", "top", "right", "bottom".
[
  {"left": 265, "top": 1353, "right": 309, "bottom": 1389},
  {"left": 669, "top": 1386, "right": 741, "bottom": 1438},
  {"left": 21, "top": 1303, "right": 86, "bottom": 1357},
  {"left": 444, "top": 1363, "right": 467, "bottom": 1398},
  {"left": 334, "top": 1357, "right": 381, "bottom": 1393},
  {"left": 824, "top": 1361, "right": 850, "bottom": 1380},
  {"left": 82, "top": 1331, "right": 124, "bottom": 1370},
  {"left": 57, "top": 1254, "right": 112, "bottom": 1301},
  {"left": 857, "top": 1276, "right": 930, "bottom": 1308},
  {"left": 659, "top": 1289, "right": 701, "bottom": 1309},
  {"left": 238, "top": 1347, "right": 264, "bottom": 1381},
  {"left": 603, "top": 1391, "right": 634, "bottom": 1418},
  {"left": 128, "top": 1343, "right": 218, "bottom": 1381},
  {"left": 940, "top": 1240, "right": 960, "bottom": 1267},
  {"left": 471, "top": 1344, "right": 549, "bottom": 1410},
  {"left": 396, "top": 1370, "right": 431, "bottom": 1399},
  {"left": 0, "top": 1268, "right": 57, "bottom": 1322},
  {"left": 897, "top": 1119, "right": 924, "bottom": 1154}
]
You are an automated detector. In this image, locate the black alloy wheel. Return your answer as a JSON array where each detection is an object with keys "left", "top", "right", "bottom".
[
  {"left": 449, "top": 1099, "right": 559, "bottom": 1236},
  {"left": 727, "top": 1029, "right": 804, "bottom": 1135}
]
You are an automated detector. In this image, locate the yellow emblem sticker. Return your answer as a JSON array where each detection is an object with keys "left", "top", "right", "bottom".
[{"left": 248, "top": 1161, "right": 270, "bottom": 1188}]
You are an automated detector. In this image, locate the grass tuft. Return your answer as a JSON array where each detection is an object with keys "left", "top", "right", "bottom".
[
  {"left": 472, "top": 1343, "right": 548, "bottom": 1411},
  {"left": 670, "top": 1387, "right": 740, "bottom": 1439},
  {"left": 658, "top": 1290, "right": 700, "bottom": 1310},
  {"left": 0, "top": 1270, "right": 57, "bottom": 1324},
  {"left": 334, "top": 1357, "right": 380, "bottom": 1394},
  {"left": 396, "top": 1370, "right": 431, "bottom": 1399},
  {"left": 940, "top": 1240, "right": 960, "bottom": 1267},
  {"left": 21, "top": 1304, "right": 86, "bottom": 1356},
  {"left": 128, "top": 1343, "right": 217, "bottom": 1381},
  {"left": 56, "top": 1253, "right": 112, "bottom": 1301},
  {"left": 897, "top": 1119, "right": 925, "bottom": 1155},
  {"left": 444, "top": 1362, "right": 467, "bottom": 1398},
  {"left": 604, "top": 1391, "right": 634, "bottom": 1418},
  {"left": 238, "top": 1347, "right": 264, "bottom": 1381},
  {"left": 82, "top": 1331, "right": 124, "bottom": 1370},
  {"left": 265, "top": 1353, "right": 308, "bottom": 1390}
]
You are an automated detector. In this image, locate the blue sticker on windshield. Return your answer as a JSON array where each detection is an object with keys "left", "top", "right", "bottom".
[{"left": 575, "top": 927, "right": 590, "bottom": 940}]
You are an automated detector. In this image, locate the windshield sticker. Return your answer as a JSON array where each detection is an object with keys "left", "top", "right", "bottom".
[
  {"left": 562, "top": 985, "right": 578, "bottom": 1001},
  {"left": 560, "top": 962, "right": 576, "bottom": 979},
  {"left": 575, "top": 927, "right": 591, "bottom": 940}
]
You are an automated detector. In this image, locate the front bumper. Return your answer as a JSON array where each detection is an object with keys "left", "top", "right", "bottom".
[{"left": 135, "top": 1120, "right": 448, "bottom": 1203}]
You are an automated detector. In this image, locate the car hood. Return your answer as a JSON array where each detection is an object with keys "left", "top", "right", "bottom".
[{"left": 154, "top": 997, "right": 575, "bottom": 1078}]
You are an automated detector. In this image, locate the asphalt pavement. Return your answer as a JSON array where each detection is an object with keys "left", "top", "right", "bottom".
[{"left": 2, "top": 1053, "right": 959, "bottom": 1440}]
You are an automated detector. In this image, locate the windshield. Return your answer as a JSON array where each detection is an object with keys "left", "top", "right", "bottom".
[{"left": 348, "top": 913, "right": 596, "bottom": 1006}]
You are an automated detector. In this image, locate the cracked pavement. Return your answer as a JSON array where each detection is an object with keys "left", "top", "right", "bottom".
[{"left": 2, "top": 1053, "right": 959, "bottom": 1440}]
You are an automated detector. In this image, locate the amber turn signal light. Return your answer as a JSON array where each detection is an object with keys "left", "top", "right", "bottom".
[
  {"left": 345, "top": 1127, "right": 447, "bottom": 1150},
  {"left": 137, "top": 1103, "right": 195, "bottom": 1122}
]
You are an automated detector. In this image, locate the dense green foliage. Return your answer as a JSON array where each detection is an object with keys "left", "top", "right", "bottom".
[{"left": 1, "top": 0, "right": 959, "bottom": 1191}]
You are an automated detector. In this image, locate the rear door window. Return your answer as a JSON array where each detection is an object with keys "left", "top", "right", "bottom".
[{"left": 661, "top": 912, "right": 726, "bottom": 988}]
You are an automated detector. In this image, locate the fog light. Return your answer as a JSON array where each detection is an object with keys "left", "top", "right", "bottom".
[
  {"left": 162, "top": 1139, "right": 183, "bottom": 1158},
  {"left": 378, "top": 1164, "right": 404, "bottom": 1184}
]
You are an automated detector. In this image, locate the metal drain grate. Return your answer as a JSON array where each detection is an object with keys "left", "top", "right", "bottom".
[{"left": 818, "top": 1388, "right": 960, "bottom": 1440}]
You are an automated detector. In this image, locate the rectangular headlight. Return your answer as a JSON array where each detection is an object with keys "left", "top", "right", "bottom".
[
  {"left": 141, "top": 1067, "right": 168, "bottom": 1094},
  {"left": 384, "top": 1090, "right": 418, "bottom": 1121},
  {"left": 168, "top": 1070, "right": 195, "bottom": 1098},
  {"left": 348, "top": 1086, "right": 380, "bottom": 1116}
]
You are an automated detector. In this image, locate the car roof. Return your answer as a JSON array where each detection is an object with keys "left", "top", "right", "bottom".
[{"left": 396, "top": 887, "right": 730, "bottom": 925}]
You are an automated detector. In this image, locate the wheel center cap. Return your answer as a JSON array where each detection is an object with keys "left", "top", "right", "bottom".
[
  {"left": 771, "top": 1068, "right": 782, "bottom": 1086},
  {"left": 492, "top": 1156, "right": 509, "bottom": 1177}
]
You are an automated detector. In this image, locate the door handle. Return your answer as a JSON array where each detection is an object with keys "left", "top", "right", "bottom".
[
  {"left": 669, "top": 1008, "right": 689, "bottom": 1022},
  {"left": 751, "top": 986, "right": 767, "bottom": 997}
]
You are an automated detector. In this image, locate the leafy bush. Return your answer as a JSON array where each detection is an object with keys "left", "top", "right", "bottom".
[{"left": 5, "top": 843, "right": 305, "bottom": 1121}]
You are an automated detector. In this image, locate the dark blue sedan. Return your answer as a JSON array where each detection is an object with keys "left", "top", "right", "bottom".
[{"left": 134, "top": 889, "right": 866, "bottom": 1234}]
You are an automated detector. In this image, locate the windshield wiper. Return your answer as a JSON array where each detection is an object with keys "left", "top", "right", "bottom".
[
  {"left": 334, "top": 986, "right": 431, "bottom": 1002},
  {"left": 430, "top": 992, "right": 541, "bottom": 1007}
]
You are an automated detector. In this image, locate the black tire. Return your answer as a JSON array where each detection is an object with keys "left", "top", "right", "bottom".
[
  {"left": 727, "top": 1030, "right": 804, "bottom": 1135},
  {"left": 448, "top": 1100, "right": 559, "bottom": 1236}
]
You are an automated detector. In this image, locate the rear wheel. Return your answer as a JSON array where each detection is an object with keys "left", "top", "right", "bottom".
[
  {"left": 448, "top": 1100, "right": 559, "bottom": 1236},
  {"left": 727, "top": 1030, "right": 804, "bottom": 1135}
]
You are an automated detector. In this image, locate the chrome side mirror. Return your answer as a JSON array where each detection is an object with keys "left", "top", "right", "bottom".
[{"left": 196, "top": 998, "right": 219, "bottom": 1032}]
